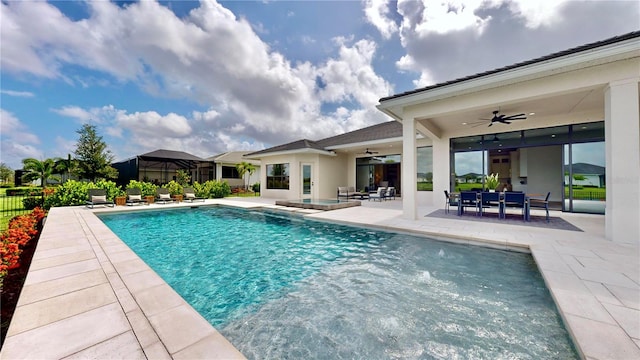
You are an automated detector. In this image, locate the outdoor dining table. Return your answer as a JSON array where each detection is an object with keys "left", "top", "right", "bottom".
[{"left": 455, "top": 191, "right": 532, "bottom": 220}]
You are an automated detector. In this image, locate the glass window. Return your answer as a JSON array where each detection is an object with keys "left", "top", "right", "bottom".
[
  {"left": 221, "top": 166, "right": 240, "bottom": 179},
  {"left": 417, "top": 146, "right": 433, "bottom": 191},
  {"left": 266, "top": 163, "right": 290, "bottom": 190}
]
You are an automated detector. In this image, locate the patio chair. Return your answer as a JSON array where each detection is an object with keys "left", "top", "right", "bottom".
[
  {"left": 155, "top": 188, "right": 175, "bottom": 204},
  {"left": 85, "top": 189, "right": 115, "bottom": 209},
  {"left": 479, "top": 191, "right": 501, "bottom": 217},
  {"left": 458, "top": 191, "right": 479, "bottom": 216},
  {"left": 126, "top": 188, "right": 148, "bottom": 206},
  {"left": 444, "top": 190, "right": 458, "bottom": 214},
  {"left": 385, "top": 187, "right": 396, "bottom": 200},
  {"left": 503, "top": 192, "right": 526, "bottom": 220},
  {"left": 183, "top": 187, "right": 205, "bottom": 202},
  {"left": 528, "top": 191, "right": 550, "bottom": 222},
  {"left": 368, "top": 187, "right": 386, "bottom": 202}
]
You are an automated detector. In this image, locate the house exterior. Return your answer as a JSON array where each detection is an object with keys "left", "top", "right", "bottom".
[
  {"left": 245, "top": 121, "right": 433, "bottom": 200},
  {"left": 377, "top": 31, "right": 639, "bottom": 245},
  {"left": 247, "top": 32, "right": 638, "bottom": 245},
  {"left": 207, "top": 151, "right": 261, "bottom": 189}
]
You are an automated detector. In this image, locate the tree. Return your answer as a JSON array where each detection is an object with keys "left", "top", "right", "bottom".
[
  {"left": 0, "top": 163, "right": 13, "bottom": 184},
  {"left": 54, "top": 154, "right": 79, "bottom": 182},
  {"left": 21, "top": 158, "right": 60, "bottom": 187},
  {"left": 74, "top": 124, "right": 117, "bottom": 182},
  {"left": 235, "top": 161, "right": 257, "bottom": 191}
]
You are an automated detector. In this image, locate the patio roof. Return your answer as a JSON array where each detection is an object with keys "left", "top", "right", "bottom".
[{"left": 246, "top": 121, "right": 403, "bottom": 157}]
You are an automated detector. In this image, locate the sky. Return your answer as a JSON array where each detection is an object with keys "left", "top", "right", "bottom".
[{"left": 1, "top": 0, "right": 638, "bottom": 171}]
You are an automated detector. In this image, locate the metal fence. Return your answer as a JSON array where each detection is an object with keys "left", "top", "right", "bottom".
[{"left": 0, "top": 194, "right": 40, "bottom": 230}]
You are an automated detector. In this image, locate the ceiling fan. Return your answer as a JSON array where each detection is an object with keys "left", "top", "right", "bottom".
[
  {"left": 360, "top": 148, "right": 379, "bottom": 155},
  {"left": 473, "top": 110, "right": 527, "bottom": 127},
  {"left": 484, "top": 110, "right": 527, "bottom": 127}
]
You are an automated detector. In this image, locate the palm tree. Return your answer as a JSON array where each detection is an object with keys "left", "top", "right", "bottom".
[
  {"left": 21, "top": 158, "right": 60, "bottom": 188},
  {"left": 235, "top": 162, "right": 257, "bottom": 191},
  {"left": 54, "top": 154, "right": 79, "bottom": 182}
]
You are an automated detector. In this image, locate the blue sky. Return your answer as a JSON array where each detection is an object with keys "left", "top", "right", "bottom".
[{"left": 1, "top": 0, "right": 638, "bottom": 170}]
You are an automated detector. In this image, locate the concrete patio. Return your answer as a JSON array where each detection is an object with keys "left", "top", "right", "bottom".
[{"left": 1, "top": 198, "right": 638, "bottom": 359}]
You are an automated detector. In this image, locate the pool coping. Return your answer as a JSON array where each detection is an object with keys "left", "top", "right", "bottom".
[{"left": 1, "top": 200, "right": 638, "bottom": 359}]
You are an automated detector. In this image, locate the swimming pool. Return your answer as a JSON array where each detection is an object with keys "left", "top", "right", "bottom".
[{"left": 99, "top": 206, "right": 578, "bottom": 359}]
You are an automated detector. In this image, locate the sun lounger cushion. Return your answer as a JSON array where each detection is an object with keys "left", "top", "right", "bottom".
[
  {"left": 129, "top": 195, "right": 141, "bottom": 201},
  {"left": 185, "top": 192, "right": 195, "bottom": 199},
  {"left": 159, "top": 193, "right": 171, "bottom": 199},
  {"left": 91, "top": 195, "right": 107, "bottom": 203}
]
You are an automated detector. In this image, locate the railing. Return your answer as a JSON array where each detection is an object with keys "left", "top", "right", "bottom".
[{"left": 0, "top": 194, "right": 41, "bottom": 230}]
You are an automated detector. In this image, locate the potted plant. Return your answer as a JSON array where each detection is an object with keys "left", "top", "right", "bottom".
[
  {"left": 114, "top": 189, "right": 126, "bottom": 206},
  {"left": 485, "top": 173, "right": 499, "bottom": 191}
]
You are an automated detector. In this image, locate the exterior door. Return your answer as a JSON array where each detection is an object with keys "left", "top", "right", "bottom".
[{"left": 301, "top": 163, "right": 313, "bottom": 199}]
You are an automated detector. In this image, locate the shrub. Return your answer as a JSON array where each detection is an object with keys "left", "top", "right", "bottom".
[
  {"left": 23, "top": 196, "right": 44, "bottom": 210},
  {"left": 126, "top": 180, "right": 157, "bottom": 197},
  {"left": 0, "top": 207, "right": 46, "bottom": 287},
  {"left": 200, "top": 180, "right": 231, "bottom": 198},
  {"left": 191, "top": 181, "right": 208, "bottom": 198},
  {"left": 43, "top": 180, "right": 90, "bottom": 208},
  {"left": 252, "top": 182, "right": 260, "bottom": 193},
  {"left": 93, "top": 179, "right": 124, "bottom": 199},
  {"left": 164, "top": 180, "right": 183, "bottom": 196}
]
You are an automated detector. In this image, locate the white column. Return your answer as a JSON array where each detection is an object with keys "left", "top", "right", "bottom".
[
  {"left": 402, "top": 118, "right": 417, "bottom": 220},
  {"left": 605, "top": 78, "right": 640, "bottom": 244},
  {"left": 432, "top": 138, "right": 451, "bottom": 208}
]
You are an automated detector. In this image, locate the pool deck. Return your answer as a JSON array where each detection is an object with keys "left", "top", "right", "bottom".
[{"left": 1, "top": 198, "right": 638, "bottom": 359}]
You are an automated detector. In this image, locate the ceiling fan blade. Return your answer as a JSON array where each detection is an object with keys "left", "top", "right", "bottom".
[
  {"left": 488, "top": 123, "right": 493, "bottom": 127},
  {"left": 503, "top": 113, "right": 526, "bottom": 120},
  {"left": 502, "top": 120, "right": 512, "bottom": 124}
]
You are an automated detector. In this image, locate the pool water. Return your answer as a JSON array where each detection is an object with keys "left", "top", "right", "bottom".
[{"left": 99, "top": 206, "right": 577, "bottom": 359}]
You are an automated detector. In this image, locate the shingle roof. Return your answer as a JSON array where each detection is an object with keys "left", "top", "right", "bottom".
[
  {"left": 246, "top": 139, "right": 326, "bottom": 156},
  {"left": 380, "top": 31, "right": 640, "bottom": 102},
  {"left": 317, "top": 121, "right": 402, "bottom": 148},
  {"left": 246, "top": 121, "right": 403, "bottom": 157},
  {"left": 139, "top": 149, "right": 205, "bottom": 161},
  {"left": 207, "top": 151, "right": 260, "bottom": 164}
]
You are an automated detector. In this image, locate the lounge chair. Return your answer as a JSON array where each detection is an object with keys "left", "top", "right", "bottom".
[
  {"left": 85, "top": 189, "right": 115, "bottom": 208},
  {"left": 155, "top": 188, "right": 175, "bottom": 204},
  {"left": 183, "top": 187, "right": 205, "bottom": 202},
  {"left": 126, "top": 188, "right": 148, "bottom": 206},
  {"left": 529, "top": 191, "right": 550, "bottom": 222},
  {"left": 385, "top": 187, "right": 396, "bottom": 200},
  {"left": 368, "top": 187, "right": 386, "bottom": 201},
  {"left": 337, "top": 186, "right": 357, "bottom": 200}
]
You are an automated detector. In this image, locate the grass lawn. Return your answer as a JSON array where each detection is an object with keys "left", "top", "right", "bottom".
[{"left": 0, "top": 187, "right": 37, "bottom": 230}]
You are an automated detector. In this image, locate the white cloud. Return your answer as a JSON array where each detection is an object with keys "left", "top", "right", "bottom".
[
  {"left": 1, "top": 90, "right": 35, "bottom": 97},
  {"left": 393, "top": 0, "right": 636, "bottom": 87},
  {"left": 116, "top": 111, "right": 192, "bottom": 138},
  {"left": 0, "top": 109, "right": 41, "bottom": 168},
  {"left": 1, "top": 0, "right": 393, "bottom": 156},
  {"left": 363, "top": 0, "right": 399, "bottom": 39}
]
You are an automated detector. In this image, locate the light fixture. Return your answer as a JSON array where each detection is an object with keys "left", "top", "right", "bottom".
[
  {"left": 529, "top": 112, "right": 535, "bottom": 116},
  {"left": 462, "top": 122, "right": 468, "bottom": 125},
  {"left": 551, "top": 134, "right": 556, "bottom": 138},
  {"left": 491, "top": 135, "right": 500, "bottom": 143}
]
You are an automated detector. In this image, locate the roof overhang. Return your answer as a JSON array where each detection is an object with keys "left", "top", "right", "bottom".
[
  {"left": 324, "top": 137, "right": 404, "bottom": 151},
  {"left": 243, "top": 148, "right": 336, "bottom": 159}
]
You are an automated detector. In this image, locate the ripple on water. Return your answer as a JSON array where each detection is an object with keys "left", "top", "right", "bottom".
[{"left": 99, "top": 206, "right": 578, "bottom": 360}]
